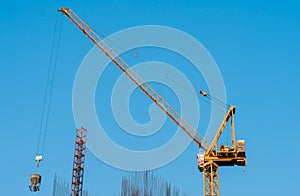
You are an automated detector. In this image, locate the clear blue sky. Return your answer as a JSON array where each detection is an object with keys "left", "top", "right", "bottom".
[{"left": 1, "top": 0, "right": 299, "bottom": 195}]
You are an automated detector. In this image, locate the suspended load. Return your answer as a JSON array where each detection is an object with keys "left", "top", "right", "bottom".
[
  {"left": 29, "top": 174, "right": 42, "bottom": 192},
  {"left": 29, "top": 156, "right": 43, "bottom": 192}
]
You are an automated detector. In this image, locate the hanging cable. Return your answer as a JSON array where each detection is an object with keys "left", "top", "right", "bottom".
[
  {"left": 199, "top": 89, "right": 230, "bottom": 110},
  {"left": 35, "top": 12, "right": 63, "bottom": 161},
  {"left": 99, "top": 31, "right": 223, "bottom": 109},
  {"left": 41, "top": 14, "right": 63, "bottom": 155},
  {"left": 95, "top": 28, "right": 230, "bottom": 113},
  {"left": 29, "top": 12, "right": 63, "bottom": 193},
  {"left": 206, "top": 94, "right": 230, "bottom": 109},
  {"left": 97, "top": 29, "right": 230, "bottom": 113}
]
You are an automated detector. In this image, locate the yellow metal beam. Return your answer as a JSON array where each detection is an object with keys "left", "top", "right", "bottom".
[{"left": 205, "top": 106, "right": 236, "bottom": 155}]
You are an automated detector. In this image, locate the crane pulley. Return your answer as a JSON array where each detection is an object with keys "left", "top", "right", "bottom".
[{"left": 59, "top": 8, "right": 246, "bottom": 196}]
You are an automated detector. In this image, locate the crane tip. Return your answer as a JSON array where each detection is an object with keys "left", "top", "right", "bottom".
[{"left": 58, "top": 8, "right": 69, "bottom": 13}]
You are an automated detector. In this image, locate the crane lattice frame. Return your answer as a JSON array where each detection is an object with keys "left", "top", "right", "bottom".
[{"left": 71, "top": 127, "right": 87, "bottom": 196}]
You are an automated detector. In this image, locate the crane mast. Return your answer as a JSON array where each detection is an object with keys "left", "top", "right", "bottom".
[{"left": 59, "top": 8, "right": 246, "bottom": 196}]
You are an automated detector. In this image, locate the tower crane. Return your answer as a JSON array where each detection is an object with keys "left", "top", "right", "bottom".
[
  {"left": 59, "top": 8, "right": 246, "bottom": 196},
  {"left": 197, "top": 91, "right": 246, "bottom": 195}
]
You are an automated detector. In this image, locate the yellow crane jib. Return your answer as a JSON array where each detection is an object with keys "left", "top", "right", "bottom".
[{"left": 58, "top": 7, "right": 208, "bottom": 150}]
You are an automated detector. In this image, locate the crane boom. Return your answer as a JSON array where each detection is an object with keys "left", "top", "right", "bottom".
[{"left": 59, "top": 8, "right": 208, "bottom": 150}]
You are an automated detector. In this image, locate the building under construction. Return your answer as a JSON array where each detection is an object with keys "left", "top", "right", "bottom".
[
  {"left": 121, "top": 170, "right": 187, "bottom": 196},
  {"left": 53, "top": 171, "right": 187, "bottom": 196},
  {"left": 52, "top": 174, "right": 92, "bottom": 196}
]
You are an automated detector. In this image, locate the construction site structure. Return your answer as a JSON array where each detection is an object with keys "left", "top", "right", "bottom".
[
  {"left": 53, "top": 174, "right": 70, "bottom": 196},
  {"left": 71, "top": 127, "right": 88, "bottom": 196},
  {"left": 121, "top": 170, "right": 188, "bottom": 196},
  {"left": 59, "top": 8, "right": 246, "bottom": 196},
  {"left": 53, "top": 174, "right": 92, "bottom": 196}
]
